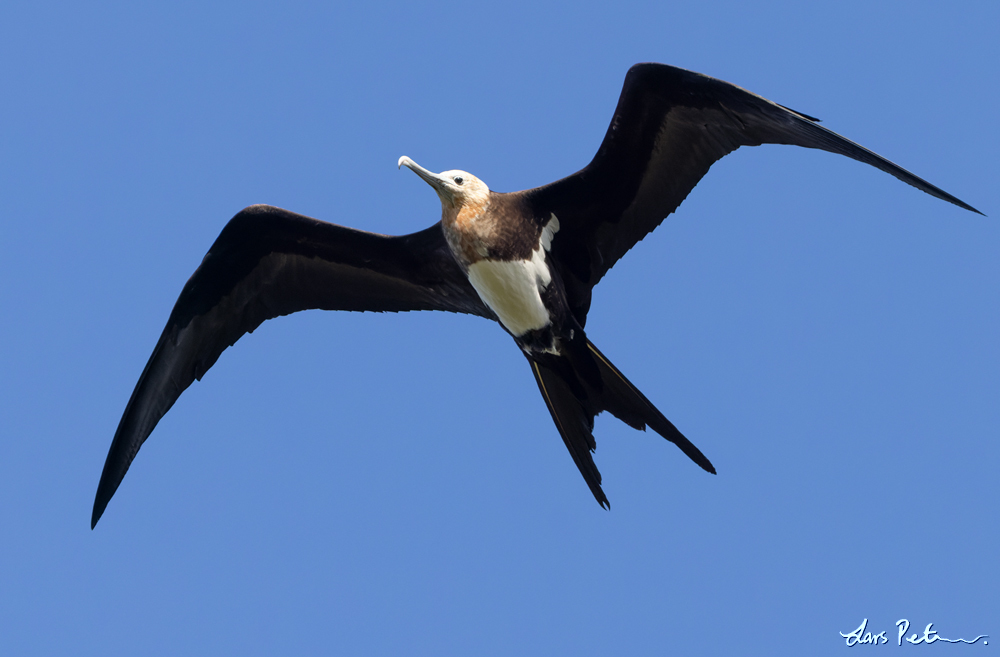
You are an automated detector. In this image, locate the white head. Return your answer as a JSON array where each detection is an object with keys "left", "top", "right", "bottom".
[{"left": 398, "top": 156, "right": 490, "bottom": 211}]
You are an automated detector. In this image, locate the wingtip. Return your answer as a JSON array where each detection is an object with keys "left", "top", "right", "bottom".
[
  {"left": 949, "top": 197, "right": 985, "bottom": 216},
  {"left": 91, "top": 501, "right": 105, "bottom": 530},
  {"left": 91, "top": 480, "right": 115, "bottom": 529}
]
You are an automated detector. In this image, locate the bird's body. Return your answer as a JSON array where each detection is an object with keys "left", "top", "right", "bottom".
[
  {"left": 410, "top": 160, "right": 568, "bottom": 352},
  {"left": 91, "top": 63, "right": 980, "bottom": 528}
]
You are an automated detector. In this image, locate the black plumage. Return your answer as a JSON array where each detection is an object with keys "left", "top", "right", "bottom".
[{"left": 92, "top": 63, "right": 978, "bottom": 528}]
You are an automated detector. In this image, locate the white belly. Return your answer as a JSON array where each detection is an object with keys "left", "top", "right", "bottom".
[{"left": 467, "top": 248, "right": 552, "bottom": 337}]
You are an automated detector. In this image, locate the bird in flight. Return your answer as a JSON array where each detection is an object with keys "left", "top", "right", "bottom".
[{"left": 91, "top": 63, "right": 979, "bottom": 528}]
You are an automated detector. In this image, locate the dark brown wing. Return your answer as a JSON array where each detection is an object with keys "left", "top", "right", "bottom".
[
  {"left": 92, "top": 204, "right": 490, "bottom": 527},
  {"left": 523, "top": 63, "right": 981, "bottom": 322}
]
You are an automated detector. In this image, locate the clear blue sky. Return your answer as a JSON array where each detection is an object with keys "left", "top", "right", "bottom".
[{"left": 1, "top": 1, "right": 996, "bottom": 655}]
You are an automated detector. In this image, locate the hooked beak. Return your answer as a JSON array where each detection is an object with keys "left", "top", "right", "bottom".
[{"left": 398, "top": 156, "right": 454, "bottom": 203}]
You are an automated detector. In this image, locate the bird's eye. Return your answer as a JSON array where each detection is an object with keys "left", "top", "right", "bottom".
[{"left": 454, "top": 176, "right": 464, "bottom": 185}]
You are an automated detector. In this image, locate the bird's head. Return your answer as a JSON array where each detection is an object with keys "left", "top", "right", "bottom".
[{"left": 398, "top": 156, "right": 490, "bottom": 213}]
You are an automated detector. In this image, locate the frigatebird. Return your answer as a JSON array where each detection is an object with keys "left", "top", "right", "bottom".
[{"left": 91, "top": 63, "right": 980, "bottom": 528}]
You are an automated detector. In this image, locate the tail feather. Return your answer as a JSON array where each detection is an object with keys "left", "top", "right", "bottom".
[
  {"left": 529, "top": 359, "right": 609, "bottom": 508},
  {"left": 586, "top": 341, "right": 716, "bottom": 475},
  {"left": 528, "top": 338, "right": 715, "bottom": 507}
]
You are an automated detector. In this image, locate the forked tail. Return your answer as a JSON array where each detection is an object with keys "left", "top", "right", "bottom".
[{"left": 529, "top": 339, "right": 715, "bottom": 508}]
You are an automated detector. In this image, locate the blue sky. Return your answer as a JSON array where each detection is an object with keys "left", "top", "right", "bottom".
[{"left": 1, "top": 1, "right": 996, "bottom": 655}]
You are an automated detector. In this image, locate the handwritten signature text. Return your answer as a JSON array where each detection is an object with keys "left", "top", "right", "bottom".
[{"left": 840, "top": 619, "right": 988, "bottom": 647}]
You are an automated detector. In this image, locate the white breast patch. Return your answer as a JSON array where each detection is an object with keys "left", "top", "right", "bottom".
[{"left": 466, "top": 214, "right": 559, "bottom": 337}]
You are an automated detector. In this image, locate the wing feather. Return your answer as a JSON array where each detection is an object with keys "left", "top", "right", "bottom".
[
  {"left": 524, "top": 63, "right": 980, "bottom": 318},
  {"left": 92, "top": 204, "right": 489, "bottom": 527}
]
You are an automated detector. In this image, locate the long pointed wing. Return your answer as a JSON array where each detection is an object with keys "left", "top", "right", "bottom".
[
  {"left": 92, "top": 204, "right": 490, "bottom": 527},
  {"left": 524, "top": 63, "right": 981, "bottom": 315}
]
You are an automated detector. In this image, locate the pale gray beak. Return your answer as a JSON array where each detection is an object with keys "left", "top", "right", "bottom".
[{"left": 398, "top": 156, "right": 450, "bottom": 196}]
